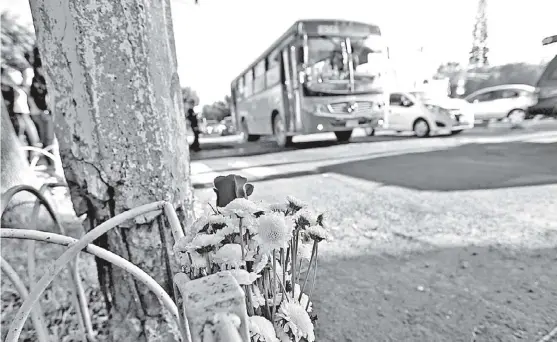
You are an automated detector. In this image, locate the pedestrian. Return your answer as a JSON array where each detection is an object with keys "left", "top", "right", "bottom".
[
  {"left": 186, "top": 108, "right": 201, "bottom": 151},
  {"left": 26, "top": 47, "right": 56, "bottom": 166},
  {"left": 1, "top": 66, "right": 42, "bottom": 161}
]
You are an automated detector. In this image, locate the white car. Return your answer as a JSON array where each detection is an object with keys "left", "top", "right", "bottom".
[
  {"left": 464, "top": 84, "right": 537, "bottom": 123},
  {"left": 383, "top": 91, "right": 474, "bottom": 137}
]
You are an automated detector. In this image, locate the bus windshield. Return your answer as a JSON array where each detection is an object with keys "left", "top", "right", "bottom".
[{"left": 305, "top": 33, "right": 387, "bottom": 96}]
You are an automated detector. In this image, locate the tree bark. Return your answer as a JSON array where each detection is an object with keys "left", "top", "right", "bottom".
[{"left": 29, "top": 0, "right": 193, "bottom": 341}]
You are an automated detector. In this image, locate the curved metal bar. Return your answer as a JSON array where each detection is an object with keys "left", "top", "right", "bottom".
[
  {"left": 2, "top": 200, "right": 173, "bottom": 342},
  {"left": 1, "top": 256, "right": 50, "bottom": 342},
  {"left": 1, "top": 229, "right": 180, "bottom": 328},
  {"left": 0, "top": 185, "right": 61, "bottom": 223},
  {"left": 20, "top": 146, "right": 58, "bottom": 165}
]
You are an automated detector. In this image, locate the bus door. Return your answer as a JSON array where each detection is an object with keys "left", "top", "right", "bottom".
[
  {"left": 281, "top": 48, "right": 295, "bottom": 132},
  {"left": 289, "top": 45, "right": 303, "bottom": 132}
]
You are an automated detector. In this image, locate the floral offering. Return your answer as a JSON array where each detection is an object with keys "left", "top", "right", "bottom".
[{"left": 174, "top": 175, "right": 331, "bottom": 342}]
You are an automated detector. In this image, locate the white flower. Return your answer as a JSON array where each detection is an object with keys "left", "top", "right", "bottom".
[
  {"left": 286, "top": 196, "right": 307, "bottom": 211},
  {"left": 228, "top": 269, "right": 261, "bottom": 285},
  {"left": 186, "top": 233, "right": 224, "bottom": 253},
  {"left": 188, "top": 251, "right": 209, "bottom": 268},
  {"left": 250, "top": 285, "right": 266, "bottom": 309},
  {"left": 249, "top": 316, "right": 279, "bottom": 342},
  {"left": 293, "top": 208, "right": 317, "bottom": 229},
  {"left": 186, "top": 216, "right": 210, "bottom": 235},
  {"left": 212, "top": 244, "right": 244, "bottom": 268},
  {"left": 213, "top": 216, "right": 240, "bottom": 238},
  {"left": 275, "top": 301, "right": 315, "bottom": 342},
  {"left": 254, "top": 213, "right": 293, "bottom": 252},
  {"left": 223, "top": 198, "right": 262, "bottom": 217},
  {"left": 305, "top": 225, "right": 332, "bottom": 242},
  {"left": 253, "top": 252, "right": 270, "bottom": 273},
  {"left": 293, "top": 284, "right": 312, "bottom": 313},
  {"left": 296, "top": 243, "right": 313, "bottom": 260}
]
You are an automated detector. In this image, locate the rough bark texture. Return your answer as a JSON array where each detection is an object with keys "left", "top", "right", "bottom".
[{"left": 29, "top": 0, "right": 194, "bottom": 341}]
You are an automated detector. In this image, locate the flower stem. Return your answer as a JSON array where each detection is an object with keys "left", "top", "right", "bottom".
[
  {"left": 280, "top": 248, "right": 286, "bottom": 306},
  {"left": 239, "top": 218, "right": 246, "bottom": 262},
  {"left": 271, "top": 251, "right": 277, "bottom": 319},
  {"left": 260, "top": 275, "right": 271, "bottom": 319},
  {"left": 299, "top": 241, "right": 317, "bottom": 302},
  {"left": 306, "top": 243, "right": 319, "bottom": 311},
  {"left": 296, "top": 259, "right": 303, "bottom": 284},
  {"left": 244, "top": 285, "right": 254, "bottom": 316}
]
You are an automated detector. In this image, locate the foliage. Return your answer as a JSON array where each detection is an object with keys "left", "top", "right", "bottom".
[
  {"left": 469, "top": 0, "right": 489, "bottom": 67},
  {"left": 461, "top": 62, "right": 546, "bottom": 97},
  {"left": 1, "top": 12, "right": 35, "bottom": 71},
  {"left": 202, "top": 96, "right": 232, "bottom": 122},
  {"left": 174, "top": 174, "right": 330, "bottom": 342},
  {"left": 181, "top": 86, "right": 200, "bottom": 110}
]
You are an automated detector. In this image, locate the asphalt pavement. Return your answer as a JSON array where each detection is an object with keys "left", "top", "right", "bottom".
[{"left": 191, "top": 121, "right": 557, "bottom": 341}]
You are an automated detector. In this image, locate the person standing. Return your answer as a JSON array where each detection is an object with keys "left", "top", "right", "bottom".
[
  {"left": 186, "top": 107, "right": 201, "bottom": 151},
  {"left": 1, "top": 66, "right": 42, "bottom": 161}
]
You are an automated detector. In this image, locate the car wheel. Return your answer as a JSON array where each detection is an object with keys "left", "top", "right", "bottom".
[
  {"left": 507, "top": 109, "right": 526, "bottom": 127},
  {"left": 364, "top": 127, "right": 375, "bottom": 136},
  {"left": 413, "top": 119, "right": 430, "bottom": 138},
  {"left": 335, "top": 130, "right": 353, "bottom": 143},
  {"left": 451, "top": 129, "right": 463, "bottom": 135},
  {"left": 273, "top": 115, "right": 292, "bottom": 148}
]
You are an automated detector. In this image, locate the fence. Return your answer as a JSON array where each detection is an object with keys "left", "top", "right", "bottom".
[{"left": 1, "top": 181, "right": 249, "bottom": 342}]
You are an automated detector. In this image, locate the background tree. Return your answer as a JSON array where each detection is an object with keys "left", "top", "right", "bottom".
[
  {"left": 29, "top": 0, "right": 193, "bottom": 341},
  {"left": 469, "top": 0, "right": 489, "bottom": 67},
  {"left": 1, "top": 11, "right": 35, "bottom": 70},
  {"left": 181, "top": 86, "right": 200, "bottom": 110},
  {"left": 201, "top": 97, "right": 231, "bottom": 122}
]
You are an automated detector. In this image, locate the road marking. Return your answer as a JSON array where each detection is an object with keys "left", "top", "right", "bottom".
[{"left": 524, "top": 136, "right": 557, "bottom": 144}]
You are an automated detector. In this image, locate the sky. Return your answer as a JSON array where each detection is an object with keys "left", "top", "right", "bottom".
[{"left": 2, "top": 0, "right": 556, "bottom": 105}]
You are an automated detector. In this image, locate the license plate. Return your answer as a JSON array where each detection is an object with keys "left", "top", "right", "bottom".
[{"left": 346, "top": 120, "right": 359, "bottom": 128}]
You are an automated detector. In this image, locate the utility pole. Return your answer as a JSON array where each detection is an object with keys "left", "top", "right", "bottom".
[{"left": 469, "top": 0, "right": 489, "bottom": 68}]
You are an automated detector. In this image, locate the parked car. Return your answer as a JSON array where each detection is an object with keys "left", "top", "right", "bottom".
[
  {"left": 527, "top": 55, "right": 557, "bottom": 118},
  {"left": 219, "top": 117, "right": 236, "bottom": 136},
  {"left": 384, "top": 91, "right": 474, "bottom": 137},
  {"left": 464, "top": 84, "right": 537, "bottom": 123}
]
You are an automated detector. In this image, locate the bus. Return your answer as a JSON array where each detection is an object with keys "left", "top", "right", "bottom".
[{"left": 230, "top": 19, "right": 390, "bottom": 147}]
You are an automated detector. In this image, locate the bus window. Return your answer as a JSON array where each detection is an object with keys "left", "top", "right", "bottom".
[
  {"left": 245, "top": 70, "right": 254, "bottom": 97},
  {"left": 254, "top": 60, "right": 266, "bottom": 93},
  {"left": 266, "top": 50, "right": 281, "bottom": 86},
  {"left": 237, "top": 77, "right": 245, "bottom": 99}
]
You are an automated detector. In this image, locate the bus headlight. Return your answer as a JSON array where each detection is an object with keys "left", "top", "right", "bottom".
[{"left": 308, "top": 104, "right": 329, "bottom": 114}]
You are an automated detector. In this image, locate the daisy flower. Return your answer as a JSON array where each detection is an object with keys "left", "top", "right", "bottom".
[
  {"left": 286, "top": 196, "right": 307, "bottom": 212},
  {"left": 293, "top": 208, "right": 317, "bottom": 229},
  {"left": 187, "top": 251, "right": 209, "bottom": 269},
  {"left": 212, "top": 244, "right": 244, "bottom": 268},
  {"left": 253, "top": 252, "right": 270, "bottom": 274},
  {"left": 249, "top": 316, "right": 279, "bottom": 342},
  {"left": 186, "top": 216, "right": 210, "bottom": 235},
  {"left": 187, "top": 233, "right": 225, "bottom": 253},
  {"left": 254, "top": 213, "right": 293, "bottom": 252},
  {"left": 228, "top": 269, "right": 261, "bottom": 285},
  {"left": 305, "top": 225, "right": 332, "bottom": 242},
  {"left": 222, "top": 198, "right": 263, "bottom": 217},
  {"left": 275, "top": 301, "right": 315, "bottom": 342}
]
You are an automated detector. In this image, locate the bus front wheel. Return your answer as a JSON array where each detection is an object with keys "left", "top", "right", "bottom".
[
  {"left": 241, "top": 120, "right": 260, "bottom": 142},
  {"left": 273, "top": 115, "right": 292, "bottom": 148},
  {"left": 335, "top": 130, "right": 353, "bottom": 143}
]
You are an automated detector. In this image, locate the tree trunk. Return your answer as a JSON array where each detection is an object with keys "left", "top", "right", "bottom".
[{"left": 29, "top": 0, "right": 194, "bottom": 341}]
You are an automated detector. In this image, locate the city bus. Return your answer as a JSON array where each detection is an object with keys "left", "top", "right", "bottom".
[
  {"left": 527, "top": 35, "right": 557, "bottom": 118},
  {"left": 230, "top": 19, "right": 390, "bottom": 147}
]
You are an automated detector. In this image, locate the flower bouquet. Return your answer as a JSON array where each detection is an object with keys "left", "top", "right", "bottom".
[{"left": 174, "top": 175, "right": 331, "bottom": 342}]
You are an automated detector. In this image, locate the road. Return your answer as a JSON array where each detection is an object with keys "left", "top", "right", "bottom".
[{"left": 191, "top": 123, "right": 557, "bottom": 342}]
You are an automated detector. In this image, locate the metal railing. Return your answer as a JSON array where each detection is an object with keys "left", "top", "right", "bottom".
[{"left": 1, "top": 181, "right": 248, "bottom": 342}]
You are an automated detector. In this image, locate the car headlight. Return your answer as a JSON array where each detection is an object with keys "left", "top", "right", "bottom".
[{"left": 425, "top": 104, "right": 450, "bottom": 116}]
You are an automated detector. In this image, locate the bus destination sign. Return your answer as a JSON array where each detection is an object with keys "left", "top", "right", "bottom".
[{"left": 304, "top": 21, "right": 380, "bottom": 37}]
